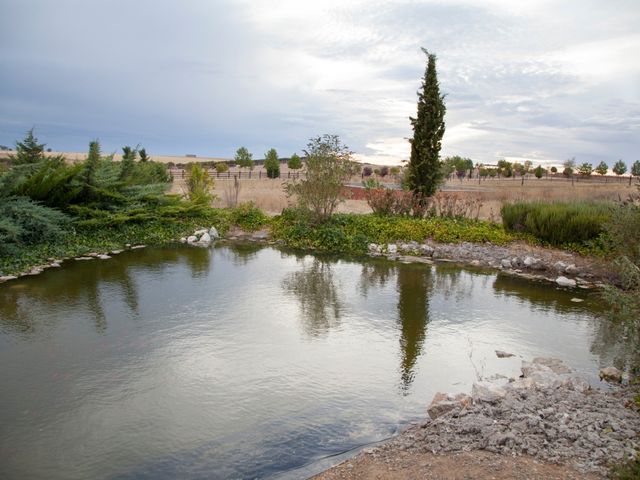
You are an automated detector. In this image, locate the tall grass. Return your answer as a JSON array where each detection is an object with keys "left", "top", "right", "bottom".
[{"left": 501, "top": 201, "right": 612, "bottom": 245}]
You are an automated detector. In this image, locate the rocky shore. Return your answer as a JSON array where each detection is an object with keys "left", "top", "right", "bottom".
[
  {"left": 367, "top": 240, "right": 611, "bottom": 289},
  {"left": 0, "top": 227, "right": 610, "bottom": 291},
  {"left": 315, "top": 358, "right": 639, "bottom": 479}
]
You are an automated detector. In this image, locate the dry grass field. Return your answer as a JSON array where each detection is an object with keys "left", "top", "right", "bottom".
[{"left": 171, "top": 173, "right": 638, "bottom": 219}]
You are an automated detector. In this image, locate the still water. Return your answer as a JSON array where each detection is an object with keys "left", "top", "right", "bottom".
[{"left": 0, "top": 245, "right": 625, "bottom": 479}]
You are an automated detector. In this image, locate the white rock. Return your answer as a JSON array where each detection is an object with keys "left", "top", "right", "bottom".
[
  {"left": 0, "top": 275, "right": 18, "bottom": 282},
  {"left": 387, "top": 244, "right": 398, "bottom": 254},
  {"left": 553, "top": 261, "right": 568, "bottom": 272},
  {"left": 472, "top": 382, "right": 507, "bottom": 403},
  {"left": 180, "top": 237, "right": 187, "bottom": 243},
  {"left": 500, "top": 259, "right": 512, "bottom": 269},
  {"left": 209, "top": 227, "right": 220, "bottom": 239},
  {"left": 111, "top": 250, "right": 124, "bottom": 255},
  {"left": 187, "top": 236, "right": 197, "bottom": 243},
  {"left": 420, "top": 245, "right": 434, "bottom": 256},
  {"left": 556, "top": 276, "right": 576, "bottom": 287},
  {"left": 198, "top": 232, "right": 212, "bottom": 245},
  {"left": 50, "top": 263, "right": 61, "bottom": 268},
  {"left": 130, "top": 245, "right": 146, "bottom": 250},
  {"left": 97, "top": 254, "right": 112, "bottom": 260},
  {"left": 75, "top": 257, "right": 94, "bottom": 261},
  {"left": 570, "top": 297, "right": 584, "bottom": 303},
  {"left": 523, "top": 256, "right": 536, "bottom": 267},
  {"left": 194, "top": 229, "right": 208, "bottom": 237}
]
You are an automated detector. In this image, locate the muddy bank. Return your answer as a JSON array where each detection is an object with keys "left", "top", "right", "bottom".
[{"left": 314, "top": 358, "right": 639, "bottom": 479}]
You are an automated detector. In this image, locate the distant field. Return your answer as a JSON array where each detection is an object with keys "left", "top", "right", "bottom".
[{"left": 0, "top": 151, "right": 230, "bottom": 164}]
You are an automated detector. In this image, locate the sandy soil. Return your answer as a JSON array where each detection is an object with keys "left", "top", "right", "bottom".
[{"left": 313, "top": 449, "right": 601, "bottom": 480}]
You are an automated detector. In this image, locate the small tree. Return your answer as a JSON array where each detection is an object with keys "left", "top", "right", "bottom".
[
  {"left": 595, "top": 161, "right": 608, "bottom": 176},
  {"left": 578, "top": 162, "right": 592, "bottom": 177},
  {"left": 285, "top": 134, "right": 354, "bottom": 223},
  {"left": 613, "top": 159, "right": 627, "bottom": 177},
  {"left": 264, "top": 148, "right": 280, "bottom": 178},
  {"left": 631, "top": 160, "right": 640, "bottom": 180},
  {"left": 139, "top": 148, "right": 150, "bottom": 162},
  {"left": 235, "top": 147, "right": 253, "bottom": 170},
  {"left": 11, "top": 129, "right": 46, "bottom": 165},
  {"left": 534, "top": 165, "right": 545, "bottom": 179},
  {"left": 379, "top": 166, "right": 389, "bottom": 177},
  {"left": 186, "top": 163, "right": 214, "bottom": 204},
  {"left": 287, "top": 153, "right": 302, "bottom": 170},
  {"left": 563, "top": 158, "right": 575, "bottom": 177},
  {"left": 550, "top": 166, "right": 558, "bottom": 174},
  {"left": 362, "top": 166, "right": 373, "bottom": 177},
  {"left": 215, "top": 162, "right": 229, "bottom": 174},
  {"left": 119, "top": 145, "right": 137, "bottom": 180},
  {"left": 407, "top": 49, "right": 446, "bottom": 202},
  {"left": 497, "top": 159, "right": 513, "bottom": 177}
]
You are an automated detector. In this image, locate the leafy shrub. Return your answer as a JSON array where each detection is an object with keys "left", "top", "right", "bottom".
[
  {"left": 362, "top": 166, "right": 373, "bottom": 177},
  {"left": 215, "top": 162, "right": 229, "bottom": 173},
  {"left": 230, "top": 202, "right": 268, "bottom": 231},
  {"left": 185, "top": 163, "right": 215, "bottom": 204},
  {"left": 0, "top": 197, "right": 69, "bottom": 255},
  {"left": 501, "top": 201, "right": 612, "bottom": 245},
  {"left": 287, "top": 153, "right": 302, "bottom": 170},
  {"left": 271, "top": 209, "right": 515, "bottom": 254}
]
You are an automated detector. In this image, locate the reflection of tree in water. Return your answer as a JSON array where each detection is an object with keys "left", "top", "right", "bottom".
[
  {"left": 396, "top": 264, "right": 432, "bottom": 393},
  {"left": 0, "top": 247, "right": 212, "bottom": 334},
  {"left": 217, "top": 242, "right": 262, "bottom": 266},
  {"left": 431, "top": 265, "right": 474, "bottom": 302},
  {"left": 358, "top": 259, "right": 397, "bottom": 296},
  {"left": 590, "top": 318, "right": 640, "bottom": 373},
  {"left": 282, "top": 257, "right": 343, "bottom": 336}
]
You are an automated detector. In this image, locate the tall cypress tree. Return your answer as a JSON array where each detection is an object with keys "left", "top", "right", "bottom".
[{"left": 408, "top": 49, "right": 446, "bottom": 201}]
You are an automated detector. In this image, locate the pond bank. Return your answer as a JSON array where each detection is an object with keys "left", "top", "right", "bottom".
[{"left": 313, "top": 358, "right": 640, "bottom": 480}]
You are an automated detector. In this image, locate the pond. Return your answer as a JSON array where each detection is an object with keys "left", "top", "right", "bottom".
[{"left": 0, "top": 245, "right": 627, "bottom": 479}]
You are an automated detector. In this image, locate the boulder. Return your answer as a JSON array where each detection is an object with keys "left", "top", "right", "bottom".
[
  {"left": 209, "top": 227, "right": 220, "bottom": 239},
  {"left": 0, "top": 275, "right": 18, "bottom": 282},
  {"left": 599, "top": 366, "right": 622, "bottom": 383},
  {"left": 556, "top": 276, "right": 576, "bottom": 287},
  {"left": 420, "top": 244, "right": 434, "bottom": 256},
  {"left": 50, "top": 262, "right": 61, "bottom": 268},
  {"left": 532, "top": 357, "right": 572, "bottom": 374},
  {"left": 179, "top": 237, "right": 187, "bottom": 243},
  {"left": 368, "top": 243, "right": 380, "bottom": 254},
  {"left": 553, "top": 261, "right": 568, "bottom": 273},
  {"left": 187, "top": 236, "right": 197, "bottom": 244},
  {"left": 565, "top": 264, "right": 580, "bottom": 275},
  {"left": 500, "top": 259, "right": 512, "bottom": 269},
  {"left": 495, "top": 350, "right": 515, "bottom": 358},
  {"left": 472, "top": 381, "right": 507, "bottom": 403},
  {"left": 427, "top": 392, "right": 471, "bottom": 419},
  {"left": 97, "top": 254, "right": 111, "bottom": 260},
  {"left": 197, "top": 232, "right": 212, "bottom": 246},
  {"left": 194, "top": 229, "right": 208, "bottom": 236},
  {"left": 111, "top": 250, "right": 124, "bottom": 255},
  {"left": 386, "top": 244, "right": 398, "bottom": 254}
]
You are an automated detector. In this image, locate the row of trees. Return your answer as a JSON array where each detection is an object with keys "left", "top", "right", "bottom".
[{"left": 232, "top": 147, "right": 303, "bottom": 177}]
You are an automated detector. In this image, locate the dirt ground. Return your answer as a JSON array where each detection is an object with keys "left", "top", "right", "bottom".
[{"left": 312, "top": 449, "right": 601, "bottom": 480}]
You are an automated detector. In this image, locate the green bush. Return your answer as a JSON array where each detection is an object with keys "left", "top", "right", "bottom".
[
  {"left": 229, "top": 202, "right": 269, "bottom": 231},
  {"left": 0, "top": 197, "right": 69, "bottom": 256},
  {"left": 272, "top": 209, "right": 516, "bottom": 254},
  {"left": 186, "top": 163, "right": 214, "bottom": 204},
  {"left": 501, "top": 201, "right": 612, "bottom": 245}
]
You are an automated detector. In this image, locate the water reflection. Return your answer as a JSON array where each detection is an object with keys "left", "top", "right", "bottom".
[
  {"left": 281, "top": 256, "right": 343, "bottom": 336},
  {"left": 396, "top": 264, "right": 432, "bottom": 392},
  {"left": 0, "top": 246, "right": 214, "bottom": 335},
  {"left": 358, "top": 260, "right": 396, "bottom": 296},
  {"left": 492, "top": 273, "right": 604, "bottom": 314}
]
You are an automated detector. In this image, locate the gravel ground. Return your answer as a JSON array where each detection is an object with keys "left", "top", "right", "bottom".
[{"left": 314, "top": 359, "right": 640, "bottom": 480}]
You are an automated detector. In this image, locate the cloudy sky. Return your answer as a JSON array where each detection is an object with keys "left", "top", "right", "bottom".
[{"left": 1, "top": 0, "right": 639, "bottom": 165}]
